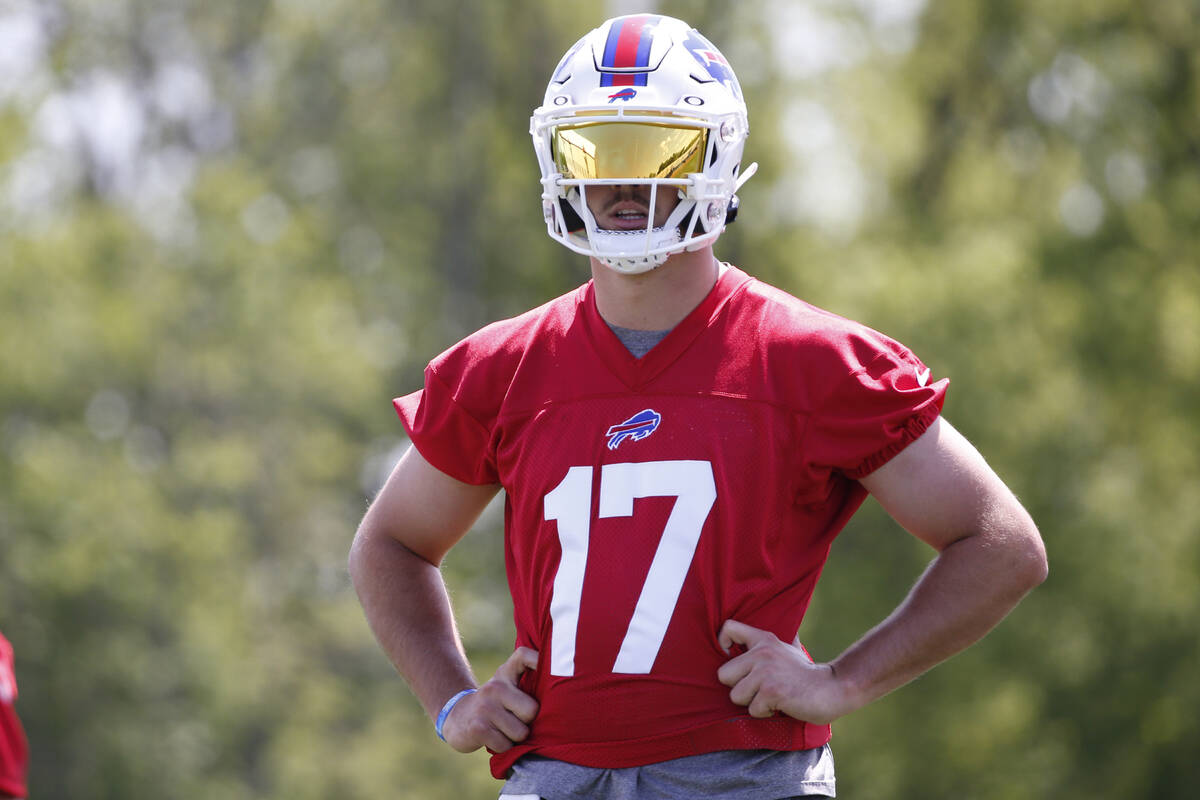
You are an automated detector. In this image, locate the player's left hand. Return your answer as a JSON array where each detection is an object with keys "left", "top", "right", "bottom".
[{"left": 716, "top": 619, "right": 849, "bottom": 725}]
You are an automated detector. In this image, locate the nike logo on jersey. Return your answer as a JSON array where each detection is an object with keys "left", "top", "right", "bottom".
[
  {"left": 606, "top": 409, "right": 662, "bottom": 450},
  {"left": 916, "top": 367, "right": 932, "bottom": 387}
]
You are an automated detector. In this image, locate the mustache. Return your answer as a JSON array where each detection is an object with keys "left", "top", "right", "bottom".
[{"left": 599, "top": 187, "right": 654, "bottom": 212}]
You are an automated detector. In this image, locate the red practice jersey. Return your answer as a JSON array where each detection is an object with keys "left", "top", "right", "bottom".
[
  {"left": 0, "top": 633, "right": 27, "bottom": 798},
  {"left": 396, "top": 266, "right": 947, "bottom": 778}
]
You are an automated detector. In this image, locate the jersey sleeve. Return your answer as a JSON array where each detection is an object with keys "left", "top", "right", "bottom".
[
  {"left": 393, "top": 365, "right": 499, "bottom": 485},
  {"left": 391, "top": 290, "right": 581, "bottom": 487},
  {"left": 803, "top": 335, "right": 948, "bottom": 480}
]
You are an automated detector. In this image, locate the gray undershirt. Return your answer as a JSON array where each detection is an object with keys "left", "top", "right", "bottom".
[
  {"left": 499, "top": 745, "right": 836, "bottom": 800},
  {"left": 608, "top": 322, "right": 671, "bottom": 358}
]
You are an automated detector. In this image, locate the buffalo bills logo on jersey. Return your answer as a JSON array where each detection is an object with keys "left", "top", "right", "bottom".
[
  {"left": 608, "top": 87, "right": 638, "bottom": 103},
  {"left": 606, "top": 409, "right": 662, "bottom": 450},
  {"left": 683, "top": 31, "right": 742, "bottom": 99}
]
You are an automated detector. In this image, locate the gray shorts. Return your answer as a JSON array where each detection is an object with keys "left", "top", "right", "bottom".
[{"left": 499, "top": 745, "right": 835, "bottom": 800}]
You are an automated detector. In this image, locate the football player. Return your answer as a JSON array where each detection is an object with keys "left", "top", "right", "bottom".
[{"left": 350, "top": 14, "right": 1046, "bottom": 800}]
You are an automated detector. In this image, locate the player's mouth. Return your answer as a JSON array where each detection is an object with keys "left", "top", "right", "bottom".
[{"left": 601, "top": 203, "right": 652, "bottom": 230}]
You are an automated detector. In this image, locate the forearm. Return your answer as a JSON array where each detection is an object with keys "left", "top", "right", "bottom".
[
  {"left": 348, "top": 527, "right": 476, "bottom": 719},
  {"left": 831, "top": 527, "right": 1046, "bottom": 713}
]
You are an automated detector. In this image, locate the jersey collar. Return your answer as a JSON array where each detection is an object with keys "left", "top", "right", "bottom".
[{"left": 579, "top": 264, "right": 753, "bottom": 389}]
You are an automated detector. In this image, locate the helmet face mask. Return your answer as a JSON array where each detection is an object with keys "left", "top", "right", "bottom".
[{"left": 531, "top": 15, "right": 755, "bottom": 274}]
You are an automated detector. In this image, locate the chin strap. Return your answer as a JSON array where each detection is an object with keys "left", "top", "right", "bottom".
[
  {"left": 558, "top": 197, "right": 586, "bottom": 233},
  {"left": 724, "top": 162, "right": 759, "bottom": 225},
  {"left": 735, "top": 162, "right": 759, "bottom": 192}
]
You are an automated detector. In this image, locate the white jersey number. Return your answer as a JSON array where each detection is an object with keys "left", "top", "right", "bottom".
[{"left": 543, "top": 460, "right": 717, "bottom": 676}]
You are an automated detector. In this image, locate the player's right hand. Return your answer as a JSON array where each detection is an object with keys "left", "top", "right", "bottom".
[{"left": 440, "top": 647, "right": 540, "bottom": 754}]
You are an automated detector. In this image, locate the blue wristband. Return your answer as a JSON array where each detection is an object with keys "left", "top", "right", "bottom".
[{"left": 435, "top": 688, "right": 477, "bottom": 742}]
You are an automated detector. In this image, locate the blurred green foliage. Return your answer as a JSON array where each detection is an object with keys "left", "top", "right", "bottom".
[{"left": 0, "top": 0, "right": 1196, "bottom": 797}]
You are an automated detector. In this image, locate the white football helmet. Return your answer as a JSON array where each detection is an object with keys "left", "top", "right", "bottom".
[{"left": 530, "top": 14, "right": 757, "bottom": 273}]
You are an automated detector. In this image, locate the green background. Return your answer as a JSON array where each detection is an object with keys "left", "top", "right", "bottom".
[{"left": 1, "top": 0, "right": 1197, "bottom": 797}]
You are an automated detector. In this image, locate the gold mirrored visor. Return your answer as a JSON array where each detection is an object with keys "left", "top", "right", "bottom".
[{"left": 553, "top": 122, "right": 708, "bottom": 181}]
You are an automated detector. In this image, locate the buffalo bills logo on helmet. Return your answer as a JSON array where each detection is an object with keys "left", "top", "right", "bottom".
[
  {"left": 608, "top": 87, "right": 638, "bottom": 103},
  {"left": 606, "top": 409, "right": 662, "bottom": 450},
  {"left": 683, "top": 31, "right": 742, "bottom": 99}
]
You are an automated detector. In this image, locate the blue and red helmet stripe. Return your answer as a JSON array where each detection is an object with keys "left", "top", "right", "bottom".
[{"left": 599, "top": 14, "right": 661, "bottom": 87}]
